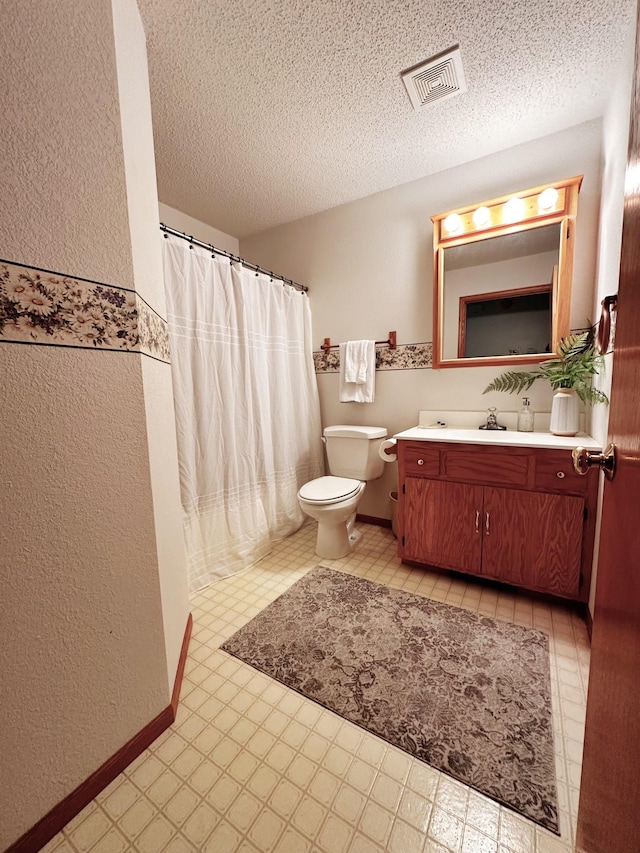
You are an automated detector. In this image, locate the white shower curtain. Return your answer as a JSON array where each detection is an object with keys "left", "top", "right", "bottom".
[{"left": 162, "top": 235, "right": 324, "bottom": 592}]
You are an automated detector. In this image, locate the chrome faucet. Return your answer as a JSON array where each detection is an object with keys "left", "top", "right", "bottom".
[{"left": 479, "top": 407, "right": 507, "bottom": 430}]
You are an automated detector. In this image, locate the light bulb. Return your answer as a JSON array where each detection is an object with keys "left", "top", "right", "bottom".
[
  {"left": 443, "top": 213, "right": 463, "bottom": 234},
  {"left": 472, "top": 206, "right": 491, "bottom": 228},
  {"left": 503, "top": 197, "right": 525, "bottom": 223},
  {"left": 538, "top": 187, "right": 559, "bottom": 210}
]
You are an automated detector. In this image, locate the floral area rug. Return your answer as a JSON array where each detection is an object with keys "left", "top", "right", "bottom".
[{"left": 221, "top": 566, "right": 559, "bottom": 833}]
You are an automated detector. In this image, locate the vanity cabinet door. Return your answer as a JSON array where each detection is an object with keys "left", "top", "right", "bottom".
[
  {"left": 397, "top": 440, "right": 597, "bottom": 601},
  {"left": 481, "top": 486, "right": 584, "bottom": 597},
  {"left": 402, "top": 477, "right": 483, "bottom": 573}
]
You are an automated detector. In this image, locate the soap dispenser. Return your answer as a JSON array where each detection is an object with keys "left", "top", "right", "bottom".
[{"left": 518, "top": 397, "right": 534, "bottom": 432}]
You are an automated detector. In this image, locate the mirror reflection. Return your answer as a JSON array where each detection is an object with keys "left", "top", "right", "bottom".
[{"left": 443, "top": 224, "right": 560, "bottom": 359}]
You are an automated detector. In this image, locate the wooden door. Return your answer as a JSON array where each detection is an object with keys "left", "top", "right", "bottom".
[
  {"left": 481, "top": 487, "right": 584, "bottom": 597},
  {"left": 575, "top": 7, "right": 640, "bottom": 850},
  {"left": 402, "top": 477, "right": 483, "bottom": 573}
]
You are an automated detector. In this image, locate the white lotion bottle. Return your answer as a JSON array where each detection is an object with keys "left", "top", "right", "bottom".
[{"left": 517, "top": 397, "right": 534, "bottom": 432}]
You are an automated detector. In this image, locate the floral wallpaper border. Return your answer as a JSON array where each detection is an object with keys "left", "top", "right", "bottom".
[
  {"left": 313, "top": 341, "right": 433, "bottom": 373},
  {"left": 0, "top": 260, "right": 170, "bottom": 363}
]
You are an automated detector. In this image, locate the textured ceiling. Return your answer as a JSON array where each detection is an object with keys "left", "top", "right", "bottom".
[{"left": 137, "top": 0, "right": 635, "bottom": 239}]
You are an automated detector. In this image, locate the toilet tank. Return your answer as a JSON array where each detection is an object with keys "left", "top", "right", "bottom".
[{"left": 323, "top": 425, "right": 388, "bottom": 480}]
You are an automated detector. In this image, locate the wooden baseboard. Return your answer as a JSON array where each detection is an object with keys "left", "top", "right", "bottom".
[
  {"left": 8, "top": 613, "right": 193, "bottom": 853},
  {"left": 356, "top": 513, "right": 392, "bottom": 528},
  {"left": 172, "top": 613, "right": 193, "bottom": 716},
  {"left": 585, "top": 606, "right": 593, "bottom": 641}
]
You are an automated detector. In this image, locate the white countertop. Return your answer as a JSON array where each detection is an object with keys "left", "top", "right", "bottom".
[{"left": 393, "top": 426, "right": 601, "bottom": 451}]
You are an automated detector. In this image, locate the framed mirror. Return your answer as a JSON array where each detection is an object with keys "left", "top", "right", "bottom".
[{"left": 431, "top": 176, "right": 582, "bottom": 369}]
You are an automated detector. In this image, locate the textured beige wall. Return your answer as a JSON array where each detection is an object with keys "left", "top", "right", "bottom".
[
  {"left": 0, "top": 348, "right": 168, "bottom": 847},
  {"left": 241, "top": 121, "right": 604, "bottom": 519},
  {"left": 0, "top": 0, "right": 134, "bottom": 286},
  {"left": 139, "top": 353, "right": 190, "bottom": 686},
  {"left": 113, "top": 0, "right": 168, "bottom": 308},
  {"left": 112, "top": 0, "right": 189, "bottom": 689},
  {"left": 0, "top": 1, "right": 180, "bottom": 846}
]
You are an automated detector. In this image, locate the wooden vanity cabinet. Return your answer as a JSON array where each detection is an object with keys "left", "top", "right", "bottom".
[{"left": 397, "top": 440, "right": 598, "bottom": 602}]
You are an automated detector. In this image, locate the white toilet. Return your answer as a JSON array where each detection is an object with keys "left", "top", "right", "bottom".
[{"left": 298, "top": 425, "right": 387, "bottom": 559}]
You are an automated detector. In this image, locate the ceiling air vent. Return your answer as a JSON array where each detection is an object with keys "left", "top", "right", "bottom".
[{"left": 401, "top": 46, "right": 467, "bottom": 110}]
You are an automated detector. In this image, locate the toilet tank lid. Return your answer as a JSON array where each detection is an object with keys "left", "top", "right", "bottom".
[{"left": 323, "top": 425, "right": 387, "bottom": 439}]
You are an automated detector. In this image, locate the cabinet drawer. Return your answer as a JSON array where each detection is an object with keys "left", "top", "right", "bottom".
[
  {"left": 403, "top": 444, "right": 440, "bottom": 476},
  {"left": 442, "top": 447, "right": 530, "bottom": 488},
  {"left": 534, "top": 450, "right": 588, "bottom": 494}
]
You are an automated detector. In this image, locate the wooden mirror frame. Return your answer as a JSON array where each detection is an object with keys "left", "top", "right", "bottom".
[{"left": 431, "top": 175, "right": 583, "bottom": 369}]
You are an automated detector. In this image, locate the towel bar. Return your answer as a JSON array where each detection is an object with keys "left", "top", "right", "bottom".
[{"left": 321, "top": 331, "right": 397, "bottom": 354}]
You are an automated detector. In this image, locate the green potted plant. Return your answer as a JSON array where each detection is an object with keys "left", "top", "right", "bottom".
[{"left": 484, "top": 331, "right": 609, "bottom": 436}]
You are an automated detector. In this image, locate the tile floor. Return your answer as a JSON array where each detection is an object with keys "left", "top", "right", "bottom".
[{"left": 44, "top": 522, "right": 590, "bottom": 853}]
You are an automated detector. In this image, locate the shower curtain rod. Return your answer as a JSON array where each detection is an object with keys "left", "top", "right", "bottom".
[{"left": 160, "top": 223, "right": 309, "bottom": 293}]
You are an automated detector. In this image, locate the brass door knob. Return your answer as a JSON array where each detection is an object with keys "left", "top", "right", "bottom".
[{"left": 572, "top": 444, "right": 616, "bottom": 480}]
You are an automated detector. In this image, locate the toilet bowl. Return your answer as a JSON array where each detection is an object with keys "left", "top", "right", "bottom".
[
  {"left": 298, "top": 476, "right": 366, "bottom": 559},
  {"left": 298, "top": 425, "right": 387, "bottom": 559}
]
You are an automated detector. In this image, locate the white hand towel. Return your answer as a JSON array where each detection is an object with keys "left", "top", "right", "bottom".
[
  {"left": 339, "top": 340, "right": 376, "bottom": 403},
  {"left": 344, "top": 340, "right": 368, "bottom": 384}
]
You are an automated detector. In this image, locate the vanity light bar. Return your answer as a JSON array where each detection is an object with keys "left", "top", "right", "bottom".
[
  {"left": 442, "top": 189, "right": 562, "bottom": 235},
  {"left": 438, "top": 177, "right": 581, "bottom": 240}
]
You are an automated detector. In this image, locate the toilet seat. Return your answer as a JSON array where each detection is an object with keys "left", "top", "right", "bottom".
[{"left": 298, "top": 476, "right": 362, "bottom": 504}]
